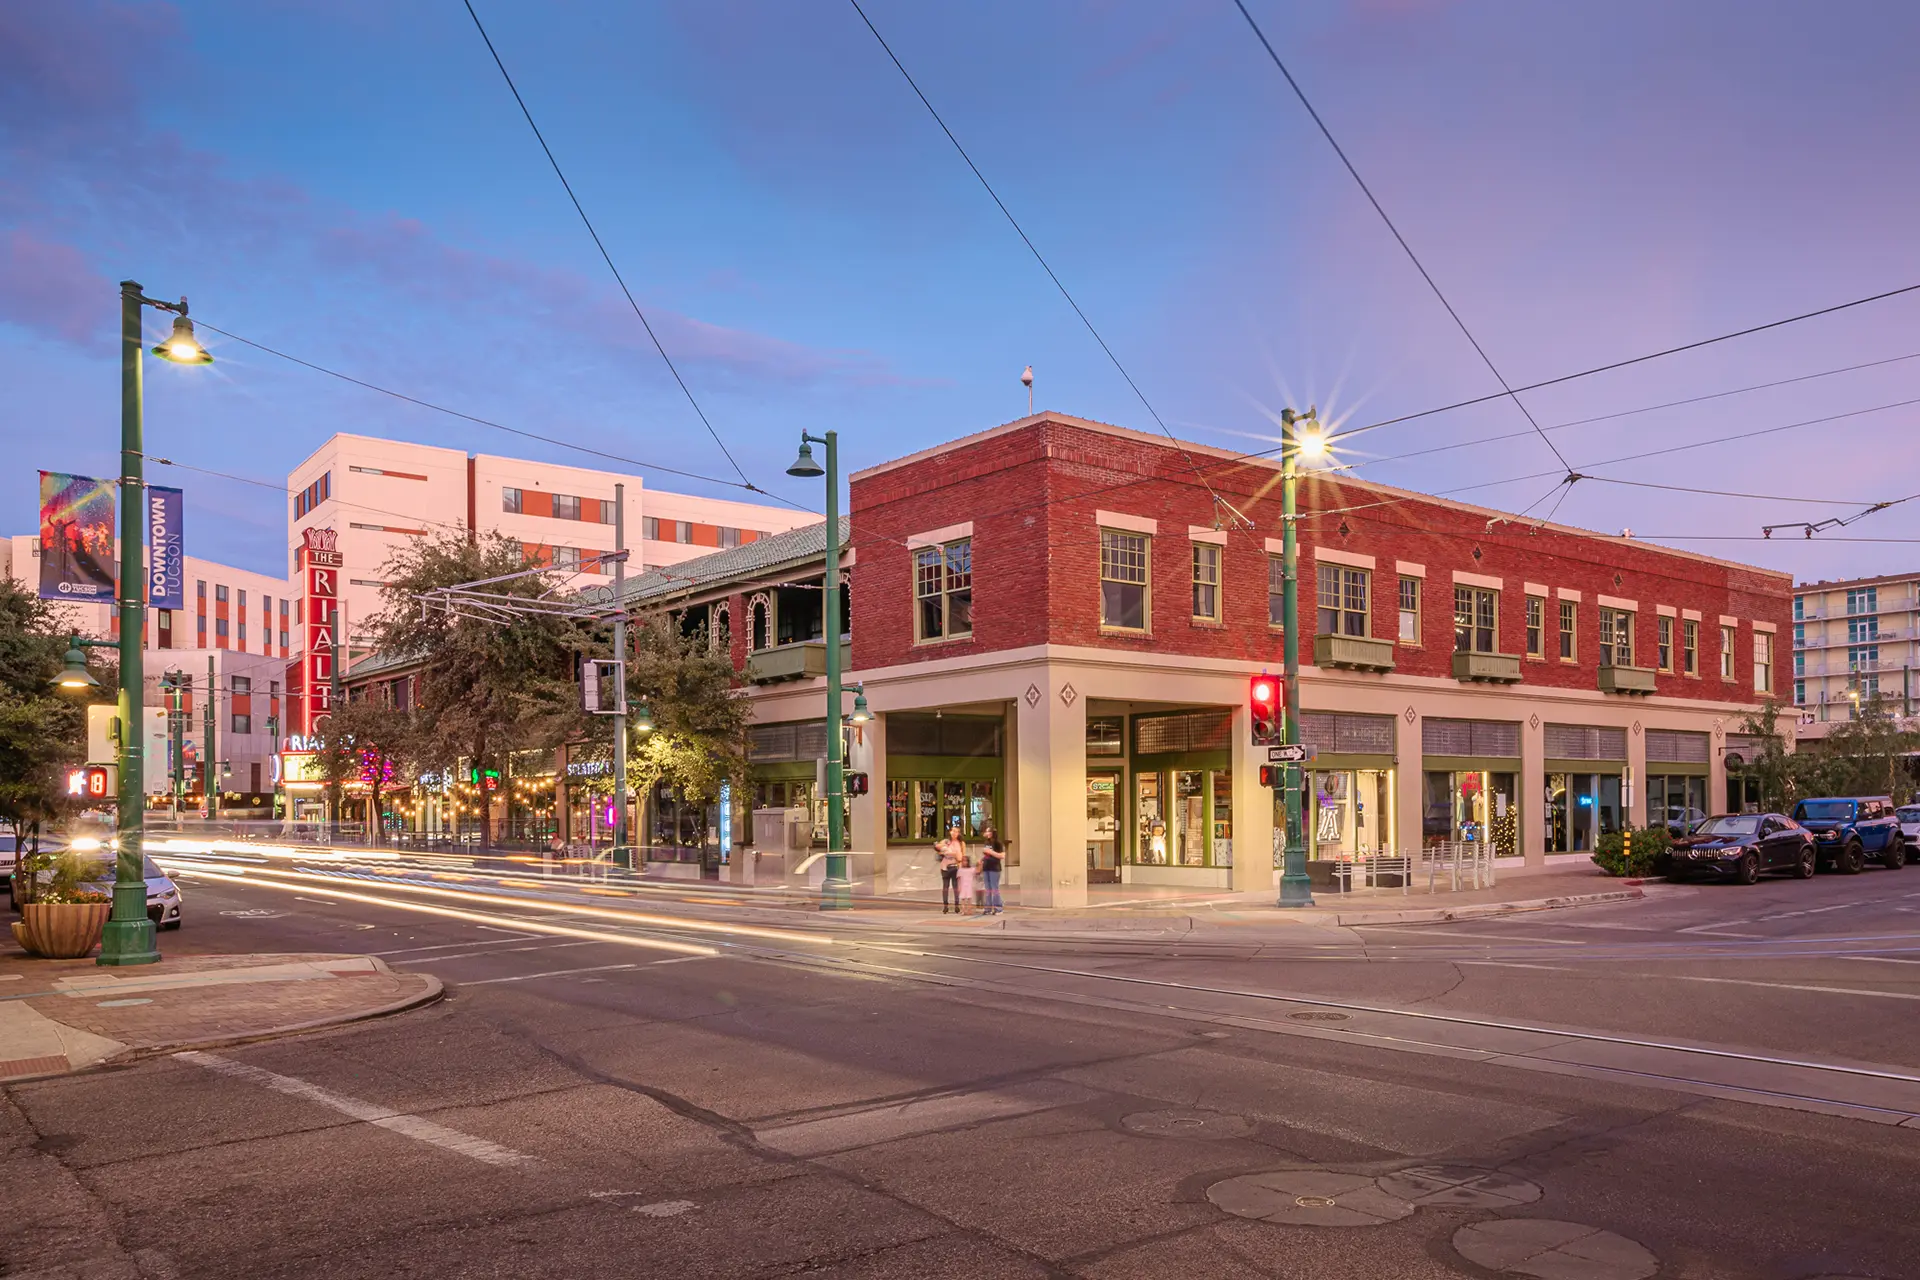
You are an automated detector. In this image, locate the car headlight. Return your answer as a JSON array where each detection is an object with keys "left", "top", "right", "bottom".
[{"left": 1718, "top": 846, "right": 1747, "bottom": 859}]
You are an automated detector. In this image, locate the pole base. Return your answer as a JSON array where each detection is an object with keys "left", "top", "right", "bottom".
[
  {"left": 1275, "top": 871, "right": 1317, "bottom": 909},
  {"left": 97, "top": 916, "right": 160, "bottom": 966},
  {"left": 819, "top": 853, "right": 853, "bottom": 911}
]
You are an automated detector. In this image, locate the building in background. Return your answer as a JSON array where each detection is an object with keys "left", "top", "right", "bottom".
[
  {"left": 1792, "top": 572, "right": 1920, "bottom": 721},
  {"left": 287, "top": 434, "right": 817, "bottom": 644},
  {"left": 1, "top": 535, "right": 299, "bottom": 662},
  {"left": 143, "top": 647, "right": 289, "bottom": 815}
]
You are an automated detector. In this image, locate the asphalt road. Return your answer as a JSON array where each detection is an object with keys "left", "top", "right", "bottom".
[{"left": 6, "top": 864, "right": 1920, "bottom": 1279}]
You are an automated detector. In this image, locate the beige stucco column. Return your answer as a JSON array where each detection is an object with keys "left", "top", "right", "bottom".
[
  {"left": 1521, "top": 711, "right": 1546, "bottom": 867},
  {"left": 1627, "top": 716, "right": 1649, "bottom": 833},
  {"left": 847, "top": 711, "right": 887, "bottom": 892},
  {"left": 1709, "top": 718, "right": 1728, "bottom": 815},
  {"left": 1013, "top": 665, "right": 1088, "bottom": 908},
  {"left": 1397, "top": 710, "right": 1425, "bottom": 860},
  {"left": 1231, "top": 703, "right": 1274, "bottom": 892}
]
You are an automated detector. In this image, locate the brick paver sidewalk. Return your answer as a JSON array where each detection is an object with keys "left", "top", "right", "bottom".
[{"left": 0, "top": 950, "right": 440, "bottom": 1083}]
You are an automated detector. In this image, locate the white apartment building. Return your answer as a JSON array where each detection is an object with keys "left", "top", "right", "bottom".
[
  {"left": 287, "top": 434, "right": 816, "bottom": 642},
  {"left": 1793, "top": 572, "right": 1920, "bottom": 720},
  {"left": 2, "top": 535, "right": 299, "bottom": 662}
]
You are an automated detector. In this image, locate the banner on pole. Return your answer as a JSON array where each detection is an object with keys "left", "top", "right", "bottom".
[
  {"left": 37, "top": 471, "right": 117, "bottom": 602},
  {"left": 147, "top": 485, "right": 184, "bottom": 611}
]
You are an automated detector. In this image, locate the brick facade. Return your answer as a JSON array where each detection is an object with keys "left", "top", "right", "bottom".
[{"left": 850, "top": 416, "right": 1793, "bottom": 696}]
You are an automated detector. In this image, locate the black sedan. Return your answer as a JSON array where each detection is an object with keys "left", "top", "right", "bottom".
[{"left": 1663, "top": 813, "right": 1815, "bottom": 884}]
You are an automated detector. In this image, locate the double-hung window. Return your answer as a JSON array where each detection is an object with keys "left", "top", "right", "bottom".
[
  {"left": 1683, "top": 619, "right": 1698, "bottom": 675},
  {"left": 1657, "top": 615, "right": 1674, "bottom": 672},
  {"left": 1721, "top": 625, "right": 1737, "bottom": 679},
  {"left": 551, "top": 545, "right": 581, "bottom": 571},
  {"left": 1398, "top": 576, "right": 1420, "bottom": 643},
  {"left": 1599, "top": 607, "right": 1634, "bottom": 667},
  {"left": 553, "top": 494, "right": 581, "bottom": 521},
  {"left": 1267, "top": 557, "right": 1285, "bottom": 628},
  {"left": 1755, "top": 632, "right": 1774, "bottom": 693},
  {"left": 914, "top": 539, "right": 973, "bottom": 641},
  {"left": 1558, "top": 601, "right": 1576, "bottom": 660},
  {"left": 1316, "top": 564, "right": 1368, "bottom": 636},
  {"left": 1191, "top": 544, "right": 1221, "bottom": 622},
  {"left": 1099, "top": 530, "right": 1149, "bottom": 631},
  {"left": 1454, "top": 586, "right": 1497, "bottom": 653},
  {"left": 502, "top": 487, "right": 523, "bottom": 514},
  {"left": 642, "top": 516, "right": 661, "bottom": 541},
  {"left": 1524, "top": 596, "right": 1544, "bottom": 658}
]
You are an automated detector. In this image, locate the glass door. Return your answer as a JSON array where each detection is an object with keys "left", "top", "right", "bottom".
[
  {"left": 1136, "top": 773, "right": 1167, "bottom": 864},
  {"left": 1173, "top": 770, "right": 1207, "bottom": 866},
  {"left": 1086, "top": 774, "right": 1120, "bottom": 882}
]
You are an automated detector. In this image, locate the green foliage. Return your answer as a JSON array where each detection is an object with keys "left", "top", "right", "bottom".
[
  {"left": 32, "top": 849, "right": 111, "bottom": 905},
  {"left": 310, "top": 698, "right": 416, "bottom": 845},
  {"left": 1592, "top": 825, "right": 1671, "bottom": 877},
  {"left": 1734, "top": 696, "right": 1919, "bottom": 812},
  {"left": 0, "top": 578, "right": 92, "bottom": 887},
  {"left": 370, "top": 532, "right": 586, "bottom": 845}
]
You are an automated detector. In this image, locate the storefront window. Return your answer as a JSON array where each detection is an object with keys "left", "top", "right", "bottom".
[
  {"left": 1646, "top": 775, "right": 1708, "bottom": 829},
  {"left": 968, "top": 781, "right": 995, "bottom": 839},
  {"left": 1310, "top": 769, "right": 1396, "bottom": 858},
  {"left": 1212, "top": 773, "right": 1233, "bottom": 867},
  {"left": 1137, "top": 773, "right": 1168, "bottom": 864},
  {"left": 1087, "top": 775, "right": 1120, "bottom": 882},
  {"left": 1547, "top": 772, "right": 1624, "bottom": 852},
  {"left": 1172, "top": 770, "right": 1206, "bottom": 865},
  {"left": 1423, "top": 770, "right": 1518, "bottom": 855},
  {"left": 886, "top": 780, "right": 910, "bottom": 841},
  {"left": 915, "top": 780, "right": 939, "bottom": 841}
]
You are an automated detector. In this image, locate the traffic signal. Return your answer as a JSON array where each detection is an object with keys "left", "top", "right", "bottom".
[
  {"left": 1258, "top": 765, "right": 1280, "bottom": 789},
  {"left": 1249, "top": 674, "right": 1281, "bottom": 744},
  {"left": 845, "top": 771, "right": 870, "bottom": 796},
  {"left": 66, "top": 765, "right": 113, "bottom": 800}
]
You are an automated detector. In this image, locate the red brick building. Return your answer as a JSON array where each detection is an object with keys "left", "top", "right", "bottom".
[{"left": 629, "top": 413, "right": 1792, "bottom": 905}]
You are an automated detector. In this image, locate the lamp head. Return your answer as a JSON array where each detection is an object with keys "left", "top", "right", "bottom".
[
  {"left": 152, "top": 313, "right": 212, "bottom": 365},
  {"left": 850, "top": 685, "right": 872, "bottom": 724},
  {"left": 1296, "top": 428, "right": 1328, "bottom": 460},
  {"left": 631, "top": 703, "right": 655, "bottom": 734},
  {"left": 51, "top": 643, "right": 99, "bottom": 690},
  {"left": 1020, "top": 365, "right": 1034, "bottom": 389},
  {"left": 786, "top": 439, "right": 825, "bottom": 479}
]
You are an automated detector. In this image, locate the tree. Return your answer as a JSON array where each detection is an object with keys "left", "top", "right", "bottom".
[
  {"left": 310, "top": 697, "right": 415, "bottom": 846},
  {"left": 1799, "top": 693, "right": 1918, "bottom": 803},
  {"left": 371, "top": 532, "right": 584, "bottom": 847},
  {"left": 1734, "top": 699, "right": 1800, "bottom": 813},
  {"left": 0, "top": 579, "right": 91, "bottom": 890}
]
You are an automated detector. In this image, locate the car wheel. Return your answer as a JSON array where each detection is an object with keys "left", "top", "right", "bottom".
[
  {"left": 1842, "top": 841, "right": 1865, "bottom": 874},
  {"left": 1736, "top": 853, "right": 1760, "bottom": 885},
  {"left": 1885, "top": 834, "right": 1908, "bottom": 871},
  {"left": 1795, "top": 842, "right": 1817, "bottom": 879},
  {"left": 162, "top": 919, "right": 181, "bottom": 931}
]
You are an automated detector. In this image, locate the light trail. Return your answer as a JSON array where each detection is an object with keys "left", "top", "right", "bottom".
[
  {"left": 169, "top": 863, "right": 719, "bottom": 957},
  {"left": 159, "top": 857, "right": 836, "bottom": 947}
]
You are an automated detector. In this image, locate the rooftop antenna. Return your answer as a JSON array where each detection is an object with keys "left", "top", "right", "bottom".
[{"left": 1021, "top": 365, "right": 1034, "bottom": 415}]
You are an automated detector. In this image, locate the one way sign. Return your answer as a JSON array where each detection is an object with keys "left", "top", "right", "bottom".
[{"left": 1266, "top": 744, "right": 1317, "bottom": 764}]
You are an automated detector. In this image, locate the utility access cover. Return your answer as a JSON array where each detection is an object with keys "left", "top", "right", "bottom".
[{"left": 1207, "top": 1170, "right": 1413, "bottom": 1227}]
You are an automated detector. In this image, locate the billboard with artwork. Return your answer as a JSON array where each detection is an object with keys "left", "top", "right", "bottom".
[{"left": 38, "top": 471, "right": 117, "bottom": 602}]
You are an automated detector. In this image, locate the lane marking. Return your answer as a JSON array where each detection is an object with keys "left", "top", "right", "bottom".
[
  {"left": 177, "top": 1051, "right": 537, "bottom": 1168},
  {"left": 1752, "top": 901, "right": 1879, "bottom": 923},
  {"left": 462, "top": 963, "right": 642, "bottom": 986},
  {"left": 1844, "top": 955, "right": 1920, "bottom": 966},
  {"left": 397, "top": 940, "right": 602, "bottom": 963},
  {"left": 1457, "top": 961, "right": 1583, "bottom": 973},
  {"left": 372, "top": 935, "right": 543, "bottom": 956},
  {"left": 294, "top": 897, "right": 338, "bottom": 906}
]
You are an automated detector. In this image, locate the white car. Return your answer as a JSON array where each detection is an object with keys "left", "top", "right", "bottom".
[
  {"left": 1899, "top": 805, "right": 1920, "bottom": 848},
  {"left": 9, "top": 846, "right": 184, "bottom": 929},
  {"left": 0, "top": 834, "right": 15, "bottom": 889}
]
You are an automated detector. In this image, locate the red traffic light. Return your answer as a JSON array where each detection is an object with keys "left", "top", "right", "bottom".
[
  {"left": 1258, "top": 764, "right": 1279, "bottom": 788},
  {"left": 1249, "top": 674, "right": 1282, "bottom": 745}
]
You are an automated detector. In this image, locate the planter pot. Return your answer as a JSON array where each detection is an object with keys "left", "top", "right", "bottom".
[{"left": 12, "top": 902, "right": 111, "bottom": 959}]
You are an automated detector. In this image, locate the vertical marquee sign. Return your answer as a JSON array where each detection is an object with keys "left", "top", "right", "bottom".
[{"left": 301, "top": 526, "right": 342, "bottom": 734}]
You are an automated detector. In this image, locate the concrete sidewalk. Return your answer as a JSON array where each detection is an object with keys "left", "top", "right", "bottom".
[{"left": 0, "top": 948, "right": 441, "bottom": 1083}]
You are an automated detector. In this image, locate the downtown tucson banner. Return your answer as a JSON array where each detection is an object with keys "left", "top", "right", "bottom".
[
  {"left": 147, "top": 485, "right": 184, "bottom": 611},
  {"left": 37, "top": 471, "right": 116, "bottom": 601}
]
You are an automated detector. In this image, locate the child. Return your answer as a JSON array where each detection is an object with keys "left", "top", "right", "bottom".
[{"left": 955, "top": 846, "right": 976, "bottom": 916}]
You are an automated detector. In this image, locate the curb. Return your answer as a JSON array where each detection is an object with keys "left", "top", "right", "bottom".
[
  {"left": 1320, "top": 888, "right": 1644, "bottom": 928},
  {"left": 0, "top": 975, "right": 445, "bottom": 1084}
]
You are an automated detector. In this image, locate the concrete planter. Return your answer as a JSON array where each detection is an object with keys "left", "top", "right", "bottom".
[{"left": 12, "top": 902, "right": 110, "bottom": 959}]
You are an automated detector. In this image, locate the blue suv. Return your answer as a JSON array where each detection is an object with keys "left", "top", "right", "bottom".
[{"left": 1789, "top": 796, "right": 1906, "bottom": 873}]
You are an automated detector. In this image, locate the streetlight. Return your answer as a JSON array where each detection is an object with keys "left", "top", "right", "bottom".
[
  {"left": 52, "top": 639, "right": 102, "bottom": 689},
  {"left": 93, "top": 281, "right": 211, "bottom": 966},
  {"left": 786, "top": 429, "right": 850, "bottom": 910},
  {"left": 849, "top": 685, "right": 872, "bottom": 725},
  {"left": 1276, "top": 406, "right": 1322, "bottom": 909}
]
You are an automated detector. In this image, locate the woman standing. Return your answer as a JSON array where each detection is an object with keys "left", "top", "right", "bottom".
[
  {"left": 979, "top": 826, "right": 1005, "bottom": 915},
  {"left": 936, "top": 820, "right": 965, "bottom": 914}
]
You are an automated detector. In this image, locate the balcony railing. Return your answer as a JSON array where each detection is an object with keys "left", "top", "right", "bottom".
[
  {"left": 1451, "top": 650, "right": 1523, "bottom": 683},
  {"left": 745, "top": 638, "right": 851, "bottom": 684},
  {"left": 1314, "top": 633, "right": 1396, "bottom": 673},
  {"left": 1598, "top": 663, "right": 1657, "bottom": 695}
]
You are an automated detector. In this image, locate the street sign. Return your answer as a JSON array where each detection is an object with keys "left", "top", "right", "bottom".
[{"left": 1266, "top": 744, "right": 1317, "bottom": 764}]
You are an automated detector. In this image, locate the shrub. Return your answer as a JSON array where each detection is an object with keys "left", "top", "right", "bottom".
[{"left": 1591, "top": 826, "right": 1671, "bottom": 877}]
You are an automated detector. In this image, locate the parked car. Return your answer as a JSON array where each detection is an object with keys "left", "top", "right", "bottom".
[
  {"left": 1664, "top": 813, "right": 1815, "bottom": 884},
  {"left": 9, "top": 847, "right": 183, "bottom": 928},
  {"left": 0, "top": 833, "right": 14, "bottom": 890},
  {"left": 1789, "top": 796, "right": 1905, "bottom": 873},
  {"left": 1662, "top": 806, "right": 1710, "bottom": 838},
  {"left": 1898, "top": 804, "right": 1920, "bottom": 848}
]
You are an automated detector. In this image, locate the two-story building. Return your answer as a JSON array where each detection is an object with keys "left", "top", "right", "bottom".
[{"left": 622, "top": 413, "right": 1794, "bottom": 906}]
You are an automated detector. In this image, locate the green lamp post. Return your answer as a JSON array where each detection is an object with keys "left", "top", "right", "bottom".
[
  {"left": 92, "top": 282, "right": 211, "bottom": 966},
  {"left": 786, "top": 431, "right": 851, "bottom": 910},
  {"left": 1276, "top": 407, "right": 1327, "bottom": 909}
]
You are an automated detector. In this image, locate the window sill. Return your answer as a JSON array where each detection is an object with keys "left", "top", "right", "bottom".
[
  {"left": 1190, "top": 618, "right": 1225, "bottom": 629},
  {"left": 1100, "top": 626, "right": 1153, "bottom": 638},
  {"left": 912, "top": 633, "right": 974, "bottom": 648},
  {"left": 1525, "top": 653, "right": 1546, "bottom": 662}
]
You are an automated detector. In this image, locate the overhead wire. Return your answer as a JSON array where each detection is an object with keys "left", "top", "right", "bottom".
[
  {"left": 1230, "top": 0, "right": 1572, "bottom": 475},
  {"left": 845, "top": 0, "right": 1247, "bottom": 525},
  {"left": 459, "top": 0, "right": 758, "bottom": 490}
]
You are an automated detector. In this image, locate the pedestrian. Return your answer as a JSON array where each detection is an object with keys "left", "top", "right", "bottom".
[
  {"left": 936, "top": 820, "right": 964, "bottom": 914},
  {"left": 956, "top": 842, "right": 977, "bottom": 917},
  {"left": 979, "top": 825, "right": 1005, "bottom": 915}
]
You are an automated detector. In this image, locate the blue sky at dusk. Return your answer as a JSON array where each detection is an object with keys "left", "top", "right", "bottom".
[{"left": 2, "top": 0, "right": 1917, "bottom": 582}]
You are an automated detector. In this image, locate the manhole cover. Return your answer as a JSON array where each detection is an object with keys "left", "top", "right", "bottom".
[
  {"left": 1288, "top": 1010, "right": 1350, "bottom": 1022},
  {"left": 1122, "top": 1109, "right": 1256, "bottom": 1140},
  {"left": 1207, "top": 1170, "right": 1413, "bottom": 1227},
  {"left": 1453, "top": 1220, "right": 1657, "bottom": 1280},
  {"left": 1378, "top": 1164, "right": 1543, "bottom": 1208}
]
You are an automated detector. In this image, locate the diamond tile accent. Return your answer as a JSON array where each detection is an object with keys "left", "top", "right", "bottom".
[
  {"left": 1024, "top": 683, "right": 1042, "bottom": 708},
  {"left": 1060, "top": 683, "right": 1078, "bottom": 707}
]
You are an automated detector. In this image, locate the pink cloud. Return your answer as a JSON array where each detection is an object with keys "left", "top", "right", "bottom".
[{"left": 0, "top": 230, "right": 113, "bottom": 350}]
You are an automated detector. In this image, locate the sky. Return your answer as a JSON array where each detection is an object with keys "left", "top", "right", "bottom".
[{"left": 2, "top": 0, "right": 1918, "bottom": 584}]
